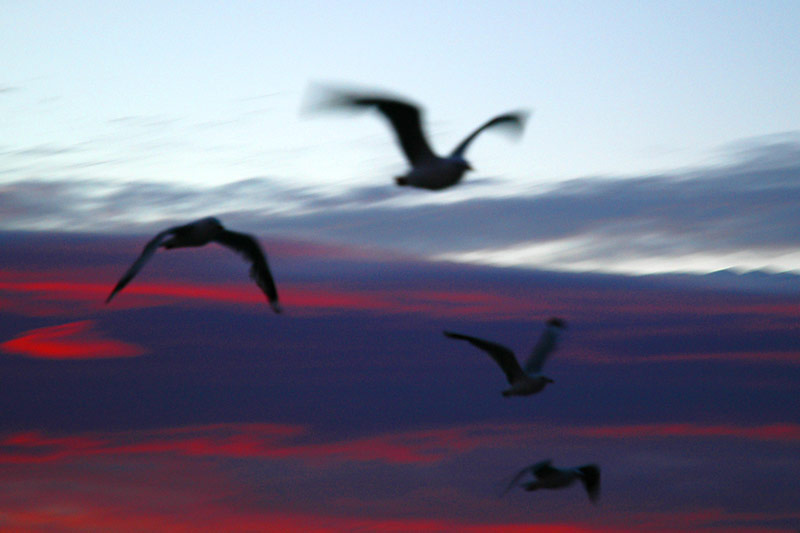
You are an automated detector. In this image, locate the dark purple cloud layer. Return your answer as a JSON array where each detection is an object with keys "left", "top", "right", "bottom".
[{"left": 0, "top": 227, "right": 798, "bottom": 530}]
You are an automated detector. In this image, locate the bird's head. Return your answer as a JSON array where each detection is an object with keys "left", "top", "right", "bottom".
[
  {"left": 452, "top": 156, "right": 473, "bottom": 172},
  {"left": 547, "top": 317, "right": 567, "bottom": 329},
  {"left": 196, "top": 216, "right": 225, "bottom": 233}
]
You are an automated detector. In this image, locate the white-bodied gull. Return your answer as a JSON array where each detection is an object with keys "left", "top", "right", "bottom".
[
  {"left": 502, "top": 460, "right": 600, "bottom": 503},
  {"left": 312, "top": 86, "right": 528, "bottom": 190},
  {"left": 444, "top": 317, "right": 566, "bottom": 396},
  {"left": 106, "top": 217, "right": 281, "bottom": 313}
]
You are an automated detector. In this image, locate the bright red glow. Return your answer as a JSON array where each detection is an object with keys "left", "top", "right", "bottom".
[
  {"left": 2, "top": 261, "right": 800, "bottom": 324},
  {"left": 0, "top": 268, "right": 535, "bottom": 318},
  {"left": 1, "top": 320, "right": 145, "bottom": 359}
]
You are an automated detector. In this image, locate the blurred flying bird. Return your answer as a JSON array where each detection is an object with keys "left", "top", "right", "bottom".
[
  {"left": 444, "top": 317, "right": 566, "bottom": 396},
  {"left": 310, "top": 86, "right": 528, "bottom": 190},
  {"left": 502, "top": 459, "right": 600, "bottom": 503},
  {"left": 106, "top": 217, "right": 281, "bottom": 312}
]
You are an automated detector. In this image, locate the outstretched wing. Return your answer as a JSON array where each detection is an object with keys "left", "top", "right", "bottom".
[
  {"left": 500, "top": 465, "right": 534, "bottom": 496},
  {"left": 443, "top": 331, "right": 524, "bottom": 384},
  {"left": 449, "top": 111, "right": 528, "bottom": 158},
  {"left": 315, "top": 87, "right": 437, "bottom": 166},
  {"left": 105, "top": 228, "right": 177, "bottom": 303},
  {"left": 213, "top": 230, "right": 281, "bottom": 313},
  {"left": 522, "top": 323, "right": 561, "bottom": 374},
  {"left": 500, "top": 459, "right": 554, "bottom": 496}
]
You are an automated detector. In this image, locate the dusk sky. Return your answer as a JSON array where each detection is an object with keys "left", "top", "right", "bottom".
[{"left": 2, "top": 2, "right": 799, "bottom": 532}]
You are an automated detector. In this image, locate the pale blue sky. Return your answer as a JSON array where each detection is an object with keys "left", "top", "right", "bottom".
[{"left": 2, "top": 1, "right": 799, "bottom": 274}]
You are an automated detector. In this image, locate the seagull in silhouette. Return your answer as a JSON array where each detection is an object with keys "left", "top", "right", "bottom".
[
  {"left": 312, "top": 86, "right": 528, "bottom": 190},
  {"left": 106, "top": 217, "right": 281, "bottom": 312},
  {"left": 444, "top": 317, "right": 566, "bottom": 396},
  {"left": 502, "top": 460, "right": 600, "bottom": 503}
]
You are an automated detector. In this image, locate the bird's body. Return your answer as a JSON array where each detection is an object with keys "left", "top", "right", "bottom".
[
  {"left": 162, "top": 217, "right": 224, "bottom": 249},
  {"left": 504, "top": 460, "right": 601, "bottom": 503},
  {"left": 312, "top": 87, "right": 527, "bottom": 190},
  {"left": 501, "top": 375, "right": 553, "bottom": 397},
  {"left": 444, "top": 317, "right": 566, "bottom": 397},
  {"left": 106, "top": 217, "right": 281, "bottom": 313},
  {"left": 394, "top": 156, "right": 472, "bottom": 190}
]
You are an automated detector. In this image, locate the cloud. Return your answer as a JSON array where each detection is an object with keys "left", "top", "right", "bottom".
[
  {"left": 0, "top": 422, "right": 797, "bottom": 530},
  {"left": 0, "top": 423, "right": 506, "bottom": 466},
  {"left": 0, "top": 231, "right": 797, "bottom": 440},
  {"left": 0, "top": 265, "right": 535, "bottom": 319},
  {"left": 571, "top": 423, "right": 800, "bottom": 441},
  {"left": 574, "top": 350, "right": 800, "bottom": 366},
  {"left": 1, "top": 320, "right": 145, "bottom": 359},
  {"left": 3, "top": 421, "right": 798, "bottom": 466},
  {"left": 1, "top": 143, "right": 84, "bottom": 158},
  {"left": 1, "top": 134, "right": 799, "bottom": 274}
]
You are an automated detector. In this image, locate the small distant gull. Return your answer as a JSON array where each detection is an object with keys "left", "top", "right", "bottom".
[
  {"left": 444, "top": 317, "right": 566, "bottom": 396},
  {"left": 312, "top": 86, "right": 528, "bottom": 190},
  {"left": 502, "top": 460, "right": 601, "bottom": 503},
  {"left": 106, "top": 217, "right": 281, "bottom": 313}
]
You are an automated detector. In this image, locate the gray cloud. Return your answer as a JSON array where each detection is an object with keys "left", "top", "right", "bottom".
[
  {"left": 263, "top": 141, "right": 800, "bottom": 272},
  {"left": 1, "top": 135, "right": 798, "bottom": 273},
  {"left": 1, "top": 143, "right": 85, "bottom": 158}
]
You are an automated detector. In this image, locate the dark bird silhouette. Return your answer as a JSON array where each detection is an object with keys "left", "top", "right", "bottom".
[
  {"left": 444, "top": 317, "right": 566, "bottom": 396},
  {"left": 312, "top": 86, "right": 528, "bottom": 190},
  {"left": 502, "top": 460, "right": 601, "bottom": 503},
  {"left": 106, "top": 217, "right": 281, "bottom": 312}
]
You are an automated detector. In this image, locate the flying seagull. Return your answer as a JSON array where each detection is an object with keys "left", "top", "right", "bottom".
[
  {"left": 502, "top": 460, "right": 600, "bottom": 503},
  {"left": 443, "top": 317, "right": 566, "bottom": 396},
  {"left": 312, "top": 86, "right": 528, "bottom": 190},
  {"left": 106, "top": 217, "right": 281, "bottom": 313}
]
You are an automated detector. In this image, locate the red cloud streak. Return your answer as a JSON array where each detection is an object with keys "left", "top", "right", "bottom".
[
  {"left": 2, "top": 266, "right": 800, "bottom": 322},
  {"left": 0, "top": 457, "right": 790, "bottom": 533},
  {"left": 0, "top": 503, "right": 631, "bottom": 533},
  {"left": 1, "top": 320, "right": 145, "bottom": 359},
  {"left": 572, "top": 422, "right": 800, "bottom": 441},
  {"left": 0, "top": 423, "right": 796, "bottom": 532},
  {"left": 1, "top": 421, "right": 798, "bottom": 466},
  {"left": 0, "top": 270, "right": 534, "bottom": 318}
]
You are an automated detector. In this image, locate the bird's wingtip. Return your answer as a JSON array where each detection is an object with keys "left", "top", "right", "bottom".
[
  {"left": 518, "top": 108, "right": 533, "bottom": 121},
  {"left": 301, "top": 82, "right": 369, "bottom": 115},
  {"left": 269, "top": 301, "right": 283, "bottom": 314},
  {"left": 301, "top": 83, "right": 348, "bottom": 115},
  {"left": 494, "top": 109, "right": 532, "bottom": 134}
]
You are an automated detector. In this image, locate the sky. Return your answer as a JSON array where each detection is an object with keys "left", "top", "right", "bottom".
[
  {"left": 2, "top": 1, "right": 800, "bottom": 275},
  {"left": 1, "top": 1, "right": 799, "bottom": 532}
]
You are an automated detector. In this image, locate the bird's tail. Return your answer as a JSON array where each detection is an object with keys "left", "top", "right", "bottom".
[
  {"left": 578, "top": 465, "right": 601, "bottom": 503},
  {"left": 395, "top": 176, "right": 409, "bottom": 186}
]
